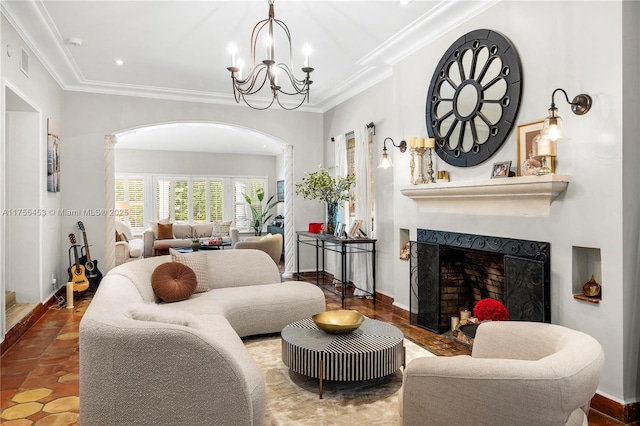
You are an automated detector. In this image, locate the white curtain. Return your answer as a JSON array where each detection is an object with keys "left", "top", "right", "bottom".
[
  {"left": 352, "top": 126, "right": 374, "bottom": 296},
  {"left": 333, "top": 134, "right": 348, "bottom": 282}
]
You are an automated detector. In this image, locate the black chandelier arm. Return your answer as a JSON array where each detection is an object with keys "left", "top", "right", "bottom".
[{"left": 233, "top": 65, "right": 270, "bottom": 95}]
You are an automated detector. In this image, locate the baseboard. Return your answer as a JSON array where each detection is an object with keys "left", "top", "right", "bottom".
[
  {"left": 591, "top": 393, "right": 638, "bottom": 423},
  {"left": 0, "top": 287, "right": 65, "bottom": 354}
]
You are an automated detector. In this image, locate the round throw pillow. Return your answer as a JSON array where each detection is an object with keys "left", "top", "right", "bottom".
[{"left": 151, "top": 262, "right": 197, "bottom": 303}]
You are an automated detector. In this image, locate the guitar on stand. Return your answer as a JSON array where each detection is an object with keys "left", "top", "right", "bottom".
[
  {"left": 68, "top": 234, "right": 89, "bottom": 292},
  {"left": 77, "top": 221, "right": 103, "bottom": 291}
]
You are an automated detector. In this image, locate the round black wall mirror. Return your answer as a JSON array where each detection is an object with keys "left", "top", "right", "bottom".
[{"left": 425, "top": 29, "right": 522, "bottom": 167}]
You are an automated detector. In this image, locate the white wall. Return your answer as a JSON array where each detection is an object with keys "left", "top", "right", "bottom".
[
  {"left": 1, "top": 15, "right": 64, "bottom": 342},
  {"left": 325, "top": 1, "right": 637, "bottom": 405}
]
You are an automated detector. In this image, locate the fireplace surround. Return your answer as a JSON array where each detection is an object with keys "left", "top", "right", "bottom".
[{"left": 410, "top": 229, "right": 551, "bottom": 334}]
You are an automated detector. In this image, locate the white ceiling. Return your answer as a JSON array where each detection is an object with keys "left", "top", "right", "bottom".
[{"left": 2, "top": 0, "right": 498, "bottom": 153}]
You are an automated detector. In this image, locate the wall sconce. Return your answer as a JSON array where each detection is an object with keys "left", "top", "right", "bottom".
[
  {"left": 378, "top": 137, "right": 406, "bottom": 169},
  {"left": 541, "top": 88, "right": 592, "bottom": 142},
  {"left": 537, "top": 88, "right": 592, "bottom": 175}
]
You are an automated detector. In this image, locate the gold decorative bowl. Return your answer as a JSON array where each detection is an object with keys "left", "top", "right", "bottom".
[{"left": 312, "top": 310, "right": 365, "bottom": 335}]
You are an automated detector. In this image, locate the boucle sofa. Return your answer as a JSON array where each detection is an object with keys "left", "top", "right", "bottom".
[
  {"left": 143, "top": 221, "right": 240, "bottom": 257},
  {"left": 400, "top": 321, "right": 604, "bottom": 426},
  {"left": 79, "top": 249, "right": 325, "bottom": 426}
]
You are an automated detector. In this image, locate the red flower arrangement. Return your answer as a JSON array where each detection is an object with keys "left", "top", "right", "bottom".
[{"left": 473, "top": 298, "right": 509, "bottom": 321}]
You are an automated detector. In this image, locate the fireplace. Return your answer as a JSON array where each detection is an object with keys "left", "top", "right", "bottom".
[{"left": 410, "top": 229, "right": 551, "bottom": 334}]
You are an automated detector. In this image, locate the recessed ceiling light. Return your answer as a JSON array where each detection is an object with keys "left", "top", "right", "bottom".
[
  {"left": 114, "top": 59, "right": 124, "bottom": 66},
  {"left": 65, "top": 37, "right": 83, "bottom": 47}
]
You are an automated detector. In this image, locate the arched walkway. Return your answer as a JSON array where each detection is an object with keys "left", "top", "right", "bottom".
[{"left": 103, "top": 122, "right": 296, "bottom": 275}]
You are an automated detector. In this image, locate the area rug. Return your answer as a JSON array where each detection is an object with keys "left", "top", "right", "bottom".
[{"left": 243, "top": 335, "right": 435, "bottom": 425}]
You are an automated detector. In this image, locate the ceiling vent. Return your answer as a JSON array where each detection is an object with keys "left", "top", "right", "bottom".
[{"left": 20, "top": 47, "right": 29, "bottom": 77}]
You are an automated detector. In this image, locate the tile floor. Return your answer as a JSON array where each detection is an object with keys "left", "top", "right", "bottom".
[{"left": 0, "top": 274, "right": 632, "bottom": 425}]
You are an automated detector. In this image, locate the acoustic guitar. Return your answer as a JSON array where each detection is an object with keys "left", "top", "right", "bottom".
[
  {"left": 68, "top": 234, "right": 89, "bottom": 292},
  {"left": 77, "top": 221, "right": 103, "bottom": 291}
]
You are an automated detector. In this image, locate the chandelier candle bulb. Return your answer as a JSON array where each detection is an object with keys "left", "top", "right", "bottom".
[{"left": 229, "top": 43, "right": 237, "bottom": 67}]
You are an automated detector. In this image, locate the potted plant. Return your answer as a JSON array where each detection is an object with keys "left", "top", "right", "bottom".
[
  {"left": 295, "top": 166, "right": 355, "bottom": 235},
  {"left": 242, "top": 188, "right": 280, "bottom": 236}
]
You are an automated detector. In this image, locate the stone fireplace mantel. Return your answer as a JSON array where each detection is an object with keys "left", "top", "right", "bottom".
[{"left": 400, "top": 174, "right": 570, "bottom": 216}]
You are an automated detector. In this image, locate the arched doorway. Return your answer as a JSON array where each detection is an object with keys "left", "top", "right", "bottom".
[{"left": 103, "top": 122, "right": 296, "bottom": 275}]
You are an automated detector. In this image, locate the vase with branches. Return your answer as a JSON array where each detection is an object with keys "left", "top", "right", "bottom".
[
  {"left": 295, "top": 166, "right": 355, "bottom": 235},
  {"left": 242, "top": 188, "right": 280, "bottom": 236}
]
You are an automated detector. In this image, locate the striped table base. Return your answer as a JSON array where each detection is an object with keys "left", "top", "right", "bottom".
[{"left": 281, "top": 317, "right": 405, "bottom": 398}]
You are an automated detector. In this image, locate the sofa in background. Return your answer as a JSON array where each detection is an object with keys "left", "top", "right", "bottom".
[
  {"left": 400, "top": 321, "right": 605, "bottom": 426},
  {"left": 143, "top": 220, "right": 239, "bottom": 257},
  {"left": 79, "top": 249, "right": 325, "bottom": 425},
  {"left": 115, "top": 220, "right": 144, "bottom": 266},
  {"left": 235, "top": 233, "right": 283, "bottom": 264}
]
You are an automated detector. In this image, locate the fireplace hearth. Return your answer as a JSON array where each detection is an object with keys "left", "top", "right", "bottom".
[{"left": 410, "top": 229, "right": 550, "bottom": 334}]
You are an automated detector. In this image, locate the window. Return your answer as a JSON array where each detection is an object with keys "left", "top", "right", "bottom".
[
  {"left": 115, "top": 176, "right": 144, "bottom": 230},
  {"left": 233, "top": 179, "right": 265, "bottom": 232},
  {"left": 117, "top": 174, "right": 268, "bottom": 233},
  {"left": 346, "top": 132, "right": 374, "bottom": 220}
]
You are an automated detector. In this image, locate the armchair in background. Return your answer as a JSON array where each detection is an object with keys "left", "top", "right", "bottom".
[
  {"left": 235, "top": 233, "right": 283, "bottom": 265},
  {"left": 115, "top": 220, "right": 144, "bottom": 266}
]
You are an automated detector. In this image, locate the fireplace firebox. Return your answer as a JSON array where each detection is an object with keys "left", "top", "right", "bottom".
[{"left": 410, "top": 229, "right": 551, "bottom": 334}]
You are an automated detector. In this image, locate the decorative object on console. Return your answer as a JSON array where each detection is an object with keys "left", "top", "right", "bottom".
[
  {"left": 426, "top": 29, "right": 522, "bottom": 167},
  {"left": 377, "top": 137, "right": 406, "bottom": 169},
  {"left": 312, "top": 310, "right": 365, "bottom": 335},
  {"left": 537, "top": 88, "right": 593, "bottom": 175},
  {"left": 522, "top": 152, "right": 542, "bottom": 176},
  {"left": 226, "top": 0, "right": 313, "bottom": 110},
  {"left": 348, "top": 219, "right": 363, "bottom": 238},
  {"left": 295, "top": 166, "right": 354, "bottom": 236},
  {"left": 242, "top": 188, "right": 279, "bottom": 236}
]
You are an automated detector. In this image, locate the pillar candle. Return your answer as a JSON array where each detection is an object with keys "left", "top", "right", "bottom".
[
  {"left": 416, "top": 138, "right": 425, "bottom": 148},
  {"left": 451, "top": 316, "right": 459, "bottom": 331},
  {"left": 460, "top": 309, "right": 471, "bottom": 320},
  {"left": 425, "top": 138, "right": 435, "bottom": 148},
  {"left": 409, "top": 137, "right": 417, "bottom": 148},
  {"left": 66, "top": 282, "right": 74, "bottom": 309},
  {"left": 537, "top": 138, "right": 557, "bottom": 156}
]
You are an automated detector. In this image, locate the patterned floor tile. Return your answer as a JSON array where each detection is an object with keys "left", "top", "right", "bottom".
[{"left": 11, "top": 388, "right": 52, "bottom": 403}]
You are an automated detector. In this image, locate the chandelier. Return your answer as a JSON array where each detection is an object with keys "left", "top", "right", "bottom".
[{"left": 226, "top": 0, "right": 314, "bottom": 110}]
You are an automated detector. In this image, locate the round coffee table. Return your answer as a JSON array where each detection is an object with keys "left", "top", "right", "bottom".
[{"left": 281, "top": 316, "right": 405, "bottom": 398}]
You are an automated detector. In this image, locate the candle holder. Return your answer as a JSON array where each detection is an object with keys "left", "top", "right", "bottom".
[
  {"left": 413, "top": 147, "right": 427, "bottom": 184},
  {"left": 409, "top": 148, "right": 416, "bottom": 185},
  {"left": 426, "top": 148, "right": 436, "bottom": 184}
]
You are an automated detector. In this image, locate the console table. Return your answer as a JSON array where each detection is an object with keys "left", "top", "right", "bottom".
[{"left": 296, "top": 231, "right": 376, "bottom": 307}]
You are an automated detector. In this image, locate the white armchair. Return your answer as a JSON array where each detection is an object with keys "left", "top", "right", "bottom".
[
  {"left": 400, "top": 321, "right": 605, "bottom": 426},
  {"left": 115, "top": 220, "right": 144, "bottom": 266}
]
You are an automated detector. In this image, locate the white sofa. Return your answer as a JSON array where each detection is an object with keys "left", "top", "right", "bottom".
[
  {"left": 79, "top": 249, "right": 325, "bottom": 426},
  {"left": 143, "top": 221, "right": 240, "bottom": 257},
  {"left": 115, "top": 220, "right": 144, "bottom": 266},
  {"left": 400, "top": 321, "right": 605, "bottom": 426}
]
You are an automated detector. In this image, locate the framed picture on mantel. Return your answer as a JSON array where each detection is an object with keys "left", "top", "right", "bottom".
[{"left": 516, "top": 120, "right": 544, "bottom": 176}]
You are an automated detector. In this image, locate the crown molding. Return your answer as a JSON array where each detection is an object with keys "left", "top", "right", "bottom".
[{"left": 2, "top": 0, "right": 499, "bottom": 114}]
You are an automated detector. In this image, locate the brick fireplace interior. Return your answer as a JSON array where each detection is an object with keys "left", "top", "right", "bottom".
[{"left": 410, "top": 229, "right": 551, "bottom": 334}]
